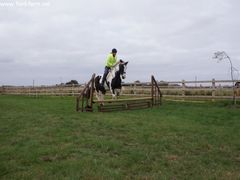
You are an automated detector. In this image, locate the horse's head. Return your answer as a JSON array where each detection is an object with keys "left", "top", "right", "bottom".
[
  {"left": 107, "top": 60, "right": 128, "bottom": 99},
  {"left": 119, "top": 61, "right": 128, "bottom": 80}
]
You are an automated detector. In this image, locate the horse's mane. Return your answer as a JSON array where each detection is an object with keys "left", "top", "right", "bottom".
[
  {"left": 112, "top": 62, "right": 120, "bottom": 69},
  {"left": 108, "top": 62, "right": 121, "bottom": 75}
]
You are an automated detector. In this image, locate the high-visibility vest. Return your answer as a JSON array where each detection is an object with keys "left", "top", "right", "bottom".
[{"left": 105, "top": 53, "right": 117, "bottom": 68}]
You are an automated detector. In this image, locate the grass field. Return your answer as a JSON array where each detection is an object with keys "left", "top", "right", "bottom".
[{"left": 0, "top": 95, "right": 240, "bottom": 179}]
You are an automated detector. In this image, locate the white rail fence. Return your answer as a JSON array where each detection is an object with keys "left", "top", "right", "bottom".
[{"left": 1, "top": 79, "right": 240, "bottom": 100}]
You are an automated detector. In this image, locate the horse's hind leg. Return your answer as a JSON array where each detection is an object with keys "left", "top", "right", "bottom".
[{"left": 95, "top": 92, "right": 104, "bottom": 105}]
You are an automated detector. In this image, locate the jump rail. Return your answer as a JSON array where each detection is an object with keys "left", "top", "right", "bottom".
[
  {"left": 76, "top": 74, "right": 162, "bottom": 112},
  {"left": 76, "top": 73, "right": 95, "bottom": 112}
]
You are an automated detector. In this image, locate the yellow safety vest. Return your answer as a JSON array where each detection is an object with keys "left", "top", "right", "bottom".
[{"left": 105, "top": 53, "right": 117, "bottom": 67}]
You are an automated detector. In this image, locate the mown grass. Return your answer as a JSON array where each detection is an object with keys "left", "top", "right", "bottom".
[{"left": 0, "top": 95, "right": 240, "bottom": 179}]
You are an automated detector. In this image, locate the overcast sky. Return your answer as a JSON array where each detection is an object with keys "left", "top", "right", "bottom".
[{"left": 0, "top": 0, "right": 240, "bottom": 85}]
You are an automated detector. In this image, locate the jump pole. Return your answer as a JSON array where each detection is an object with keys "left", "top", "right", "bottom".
[{"left": 76, "top": 74, "right": 162, "bottom": 112}]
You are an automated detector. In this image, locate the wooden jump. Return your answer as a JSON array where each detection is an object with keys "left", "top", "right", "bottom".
[
  {"left": 95, "top": 97, "right": 153, "bottom": 103},
  {"left": 76, "top": 74, "right": 162, "bottom": 112},
  {"left": 95, "top": 97, "right": 154, "bottom": 112},
  {"left": 76, "top": 73, "right": 95, "bottom": 112}
]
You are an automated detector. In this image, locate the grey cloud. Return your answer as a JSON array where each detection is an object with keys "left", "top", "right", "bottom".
[
  {"left": 0, "top": 57, "right": 15, "bottom": 63},
  {"left": 0, "top": 0, "right": 240, "bottom": 85}
]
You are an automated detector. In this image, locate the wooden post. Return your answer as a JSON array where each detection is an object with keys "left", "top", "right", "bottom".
[
  {"left": 134, "top": 82, "right": 137, "bottom": 95},
  {"left": 150, "top": 75, "right": 162, "bottom": 107},
  {"left": 236, "top": 83, "right": 240, "bottom": 97},
  {"left": 76, "top": 73, "right": 95, "bottom": 112},
  {"left": 234, "top": 86, "right": 237, "bottom": 104},
  {"left": 154, "top": 82, "right": 158, "bottom": 105},
  {"left": 81, "top": 95, "right": 84, "bottom": 112},
  {"left": 151, "top": 75, "right": 154, "bottom": 107},
  {"left": 182, "top": 80, "right": 185, "bottom": 99},
  {"left": 89, "top": 74, "right": 95, "bottom": 111},
  {"left": 71, "top": 85, "right": 73, "bottom": 96},
  {"left": 212, "top": 78, "right": 216, "bottom": 101},
  {"left": 76, "top": 97, "right": 80, "bottom": 112}
]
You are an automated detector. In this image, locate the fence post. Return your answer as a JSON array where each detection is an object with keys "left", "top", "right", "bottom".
[
  {"left": 212, "top": 78, "right": 216, "bottom": 101},
  {"left": 182, "top": 80, "right": 185, "bottom": 99},
  {"left": 134, "top": 82, "right": 137, "bottom": 95},
  {"left": 236, "top": 83, "right": 240, "bottom": 97},
  {"left": 234, "top": 86, "right": 237, "bottom": 104},
  {"left": 0, "top": 86, "right": 2, "bottom": 95},
  {"left": 72, "top": 84, "right": 74, "bottom": 96},
  {"left": 151, "top": 76, "right": 154, "bottom": 106}
]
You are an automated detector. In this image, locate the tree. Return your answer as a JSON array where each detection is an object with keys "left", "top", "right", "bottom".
[
  {"left": 66, "top": 80, "right": 79, "bottom": 85},
  {"left": 213, "top": 51, "right": 239, "bottom": 105}
]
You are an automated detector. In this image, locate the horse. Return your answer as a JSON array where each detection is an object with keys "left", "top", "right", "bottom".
[{"left": 94, "top": 61, "right": 128, "bottom": 102}]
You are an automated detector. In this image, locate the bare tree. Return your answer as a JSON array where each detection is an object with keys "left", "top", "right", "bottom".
[{"left": 213, "top": 51, "right": 239, "bottom": 105}]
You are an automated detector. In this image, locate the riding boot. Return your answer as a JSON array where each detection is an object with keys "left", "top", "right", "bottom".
[
  {"left": 101, "top": 74, "right": 106, "bottom": 87},
  {"left": 101, "top": 67, "right": 110, "bottom": 86}
]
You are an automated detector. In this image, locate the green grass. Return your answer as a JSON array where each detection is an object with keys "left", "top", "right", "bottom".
[{"left": 0, "top": 95, "right": 240, "bottom": 179}]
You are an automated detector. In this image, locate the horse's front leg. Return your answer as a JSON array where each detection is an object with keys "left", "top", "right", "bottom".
[
  {"left": 114, "top": 90, "right": 118, "bottom": 99},
  {"left": 117, "top": 88, "right": 122, "bottom": 96},
  {"left": 110, "top": 87, "right": 117, "bottom": 99}
]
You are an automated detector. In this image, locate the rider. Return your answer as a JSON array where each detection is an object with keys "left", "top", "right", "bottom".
[{"left": 101, "top": 48, "right": 120, "bottom": 86}]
